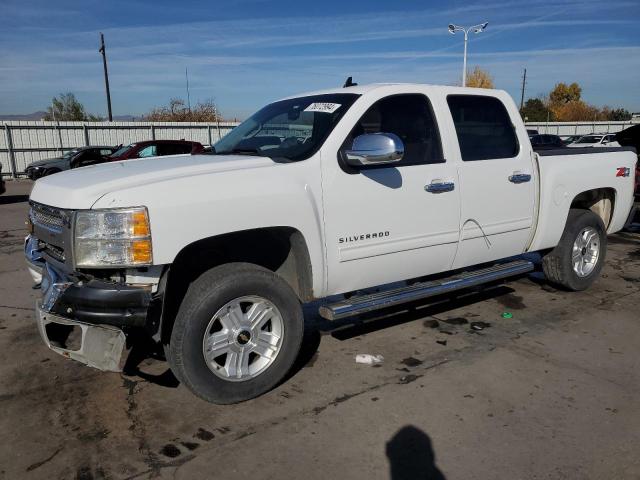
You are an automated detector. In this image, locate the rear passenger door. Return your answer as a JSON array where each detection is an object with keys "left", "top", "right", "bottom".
[{"left": 446, "top": 94, "right": 536, "bottom": 268}]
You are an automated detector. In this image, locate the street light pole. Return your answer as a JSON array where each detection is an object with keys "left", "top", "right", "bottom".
[
  {"left": 462, "top": 30, "right": 468, "bottom": 87},
  {"left": 448, "top": 22, "right": 488, "bottom": 87},
  {"left": 99, "top": 32, "right": 113, "bottom": 122}
]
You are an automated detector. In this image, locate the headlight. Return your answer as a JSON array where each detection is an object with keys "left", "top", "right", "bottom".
[{"left": 74, "top": 207, "right": 152, "bottom": 267}]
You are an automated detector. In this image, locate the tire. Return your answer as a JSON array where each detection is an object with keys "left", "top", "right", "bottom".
[
  {"left": 167, "top": 262, "right": 304, "bottom": 404},
  {"left": 542, "top": 209, "right": 607, "bottom": 291}
]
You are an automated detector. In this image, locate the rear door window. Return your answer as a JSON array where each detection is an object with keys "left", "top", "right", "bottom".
[{"left": 447, "top": 95, "right": 519, "bottom": 161}]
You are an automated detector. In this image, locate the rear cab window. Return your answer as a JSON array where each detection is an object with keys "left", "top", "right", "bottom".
[{"left": 447, "top": 95, "right": 519, "bottom": 161}]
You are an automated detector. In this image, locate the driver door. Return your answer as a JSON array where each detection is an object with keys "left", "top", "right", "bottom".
[{"left": 321, "top": 93, "right": 461, "bottom": 295}]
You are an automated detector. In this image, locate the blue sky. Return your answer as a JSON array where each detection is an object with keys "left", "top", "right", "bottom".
[{"left": 1, "top": 0, "right": 639, "bottom": 119}]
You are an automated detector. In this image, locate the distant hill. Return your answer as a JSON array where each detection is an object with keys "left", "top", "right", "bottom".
[
  {"left": 0, "top": 111, "right": 48, "bottom": 120},
  {"left": 0, "top": 112, "right": 140, "bottom": 121}
]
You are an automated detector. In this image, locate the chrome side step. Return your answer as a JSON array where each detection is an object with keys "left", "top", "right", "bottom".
[{"left": 319, "top": 260, "right": 534, "bottom": 321}]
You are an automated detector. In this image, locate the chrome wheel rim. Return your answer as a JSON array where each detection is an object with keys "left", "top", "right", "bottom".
[
  {"left": 572, "top": 226, "right": 600, "bottom": 277},
  {"left": 202, "top": 296, "right": 284, "bottom": 382}
]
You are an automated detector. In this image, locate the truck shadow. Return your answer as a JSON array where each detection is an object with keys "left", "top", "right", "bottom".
[
  {"left": 122, "top": 281, "right": 520, "bottom": 390},
  {"left": 283, "top": 282, "right": 519, "bottom": 382}
]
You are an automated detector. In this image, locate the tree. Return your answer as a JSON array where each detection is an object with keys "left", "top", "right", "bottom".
[
  {"left": 44, "top": 93, "right": 103, "bottom": 121},
  {"left": 466, "top": 66, "right": 494, "bottom": 89},
  {"left": 144, "top": 98, "right": 221, "bottom": 122},
  {"left": 553, "top": 101, "right": 603, "bottom": 122},
  {"left": 549, "top": 82, "right": 582, "bottom": 106},
  {"left": 520, "top": 98, "right": 550, "bottom": 122},
  {"left": 603, "top": 107, "right": 632, "bottom": 121}
]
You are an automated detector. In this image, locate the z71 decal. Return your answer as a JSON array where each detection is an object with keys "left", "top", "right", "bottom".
[{"left": 616, "top": 167, "right": 631, "bottom": 177}]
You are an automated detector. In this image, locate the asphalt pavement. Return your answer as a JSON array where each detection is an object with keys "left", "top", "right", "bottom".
[{"left": 1, "top": 179, "right": 639, "bottom": 480}]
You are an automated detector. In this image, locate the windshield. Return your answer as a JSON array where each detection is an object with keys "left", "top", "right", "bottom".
[
  {"left": 212, "top": 93, "right": 359, "bottom": 161},
  {"left": 576, "top": 135, "right": 602, "bottom": 144},
  {"left": 110, "top": 144, "right": 136, "bottom": 157},
  {"left": 62, "top": 149, "right": 80, "bottom": 159}
]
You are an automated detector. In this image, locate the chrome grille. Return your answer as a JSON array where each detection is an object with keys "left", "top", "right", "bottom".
[{"left": 30, "top": 203, "right": 66, "bottom": 230}]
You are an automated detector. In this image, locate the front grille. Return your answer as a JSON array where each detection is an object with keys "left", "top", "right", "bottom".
[
  {"left": 30, "top": 203, "right": 66, "bottom": 230},
  {"left": 29, "top": 202, "right": 73, "bottom": 266}
]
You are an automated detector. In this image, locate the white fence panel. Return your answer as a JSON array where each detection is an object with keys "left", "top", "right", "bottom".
[{"left": 0, "top": 121, "right": 239, "bottom": 177}]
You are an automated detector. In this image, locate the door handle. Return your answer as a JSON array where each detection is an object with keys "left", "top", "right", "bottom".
[
  {"left": 509, "top": 173, "right": 532, "bottom": 184},
  {"left": 425, "top": 181, "right": 455, "bottom": 193}
]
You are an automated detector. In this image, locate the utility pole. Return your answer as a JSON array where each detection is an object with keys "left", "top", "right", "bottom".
[
  {"left": 99, "top": 32, "right": 113, "bottom": 121},
  {"left": 519, "top": 68, "right": 527, "bottom": 111},
  {"left": 185, "top": 67, "right": 191, "bottom": 113}
]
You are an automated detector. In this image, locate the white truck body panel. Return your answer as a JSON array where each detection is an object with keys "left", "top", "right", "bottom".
[{"left": 28, "top": 83, "right": 637, "bottom": 300}]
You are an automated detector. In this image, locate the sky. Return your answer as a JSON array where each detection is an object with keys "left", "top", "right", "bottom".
[{"left": 1, "top": 0, "right": 639, "bottom": 119}]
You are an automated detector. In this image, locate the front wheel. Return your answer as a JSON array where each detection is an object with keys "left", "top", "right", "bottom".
[
  {"left": 542, "top": 209, "right": 607, "bottom": 291},
  {"left": 167, "top": 263, "right": 304, "bottom": 404}
]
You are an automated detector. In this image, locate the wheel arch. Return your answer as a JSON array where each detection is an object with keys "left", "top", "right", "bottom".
[
  {"left": 569, "top": 187, "right": 616, "bottom": 229},
  {"left": 158, "top": 226, "right": 313, "bottom": 344}
]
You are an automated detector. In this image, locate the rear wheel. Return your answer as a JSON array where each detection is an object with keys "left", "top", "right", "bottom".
[
  {"left": 542, "top": 209, "right": 607, "bottom": 291},
  {"left": 167, "top": 263, "right": 304, "bottom": 404}
]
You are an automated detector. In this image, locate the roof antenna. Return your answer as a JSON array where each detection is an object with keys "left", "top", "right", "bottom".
[{"left": 343, "top": 76, "right": 358, "bottom": 88}]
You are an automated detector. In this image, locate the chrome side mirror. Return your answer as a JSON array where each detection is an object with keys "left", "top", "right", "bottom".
[{"left": 345, "top": 133, "right": 404, "bottom": 167}]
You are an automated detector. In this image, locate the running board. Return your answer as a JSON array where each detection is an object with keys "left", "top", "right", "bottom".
[{"left": 319, "top": 260, "right": 534, "bottom": 321}]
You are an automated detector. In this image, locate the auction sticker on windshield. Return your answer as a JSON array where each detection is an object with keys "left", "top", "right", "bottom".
[{"left": 304, "top": 103, "right": 341, "bottom": 114}]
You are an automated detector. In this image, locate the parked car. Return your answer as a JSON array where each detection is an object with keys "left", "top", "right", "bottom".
[
  {"left": 567, "top": 133, "right": 620, "bottom": 148},
  {"left": 0, "top": 163, "right": 5, "bottom": 195},
  {"left": 25, "top": 83, "right": 637, "bottom": 404},
  {"left": 526, "top": 128, "right": 539, "bottom": 136},
  {"left": 25, "top": 146, "right": 117, "bottom": 180},
  {"left": 560, "top": 135, "right": 583, "bottom": 145},
  {"left": 107, "top": 140, "right": 204, "bottom": 161},
  {"left": 529, "top": 134, "right": 565, "bottom": 150}
]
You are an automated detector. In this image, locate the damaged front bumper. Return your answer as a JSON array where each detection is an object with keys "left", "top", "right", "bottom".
[
  {"left": 28, "top": 239, "right": 157, "bottom": 372},
  {"left": 36, "top": 304, "right": 126, "bottom": 372}
]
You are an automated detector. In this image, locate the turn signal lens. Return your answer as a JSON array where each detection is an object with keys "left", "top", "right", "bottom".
[
  {"left": 131, "top": 239, "right": 152, "bottom": 264},
  {"left": 132, "top": 211, "right": 151, "bottom": 237}
]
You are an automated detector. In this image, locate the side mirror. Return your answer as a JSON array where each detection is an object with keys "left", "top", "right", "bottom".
[{"left": 345, "top": 133, "right": 404, "bottom": 167}]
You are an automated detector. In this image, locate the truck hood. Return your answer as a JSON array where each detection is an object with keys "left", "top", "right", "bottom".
[{"left": 30, "top": 154, "right": 274, "bottom": 209}]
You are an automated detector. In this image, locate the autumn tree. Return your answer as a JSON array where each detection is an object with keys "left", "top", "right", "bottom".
[
  {"left": 44, "top": 93, "right": 103, "bottom": 121},
  {"left": 549, "top": 82, "right": 582, "bottom": 106},
  {"left": 144, "top": 98, "right": 221, "bottom": 122},
  {"left": 466, "top": 66, "right": 494, "bottom": 89}
]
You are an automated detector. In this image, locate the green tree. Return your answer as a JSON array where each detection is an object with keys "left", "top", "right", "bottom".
[
  {"left": 44, "top": 93, "right": 103, "bottom": 121},
  {"left": 605, "top": 107, "right": 632, "bottom": 121},
  {"left": 520, "top": 98, "right": 550, "bottom": 122}
]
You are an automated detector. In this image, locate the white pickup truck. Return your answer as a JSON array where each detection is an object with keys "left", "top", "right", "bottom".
[{"left": 25, "top": 83, "right": 637, "bottom": 404}]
